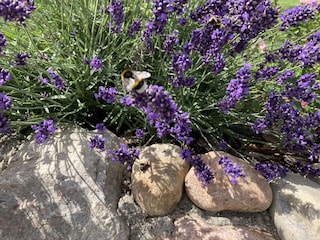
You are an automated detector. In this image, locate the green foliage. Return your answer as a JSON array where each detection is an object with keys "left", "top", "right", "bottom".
[{"left": 0, "top": 0, "right": 319, "bottom": 161}]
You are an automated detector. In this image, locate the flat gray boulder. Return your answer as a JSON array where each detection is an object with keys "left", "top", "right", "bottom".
[{"left": 0, "top": 127, "right": 129, "bottom": 240}]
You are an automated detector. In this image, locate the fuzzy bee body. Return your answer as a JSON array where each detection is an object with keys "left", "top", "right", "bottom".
[
  {"left": 121, "top": 70, "right": 151, "bottom": 94},
  {"left": 206, "top": 14, "right": 222, "bottom": 29}
]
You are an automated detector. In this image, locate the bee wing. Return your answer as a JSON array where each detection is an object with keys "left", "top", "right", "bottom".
[
  {"left": 132, "top": 71, "right": 151, "bottom": 80},
  {"left": 122, "top": 77, "right": 135, "bottom": 92}
]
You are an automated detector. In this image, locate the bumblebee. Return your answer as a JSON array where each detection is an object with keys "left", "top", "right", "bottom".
[
  {"left": 206, "top": 14, "right": 222, "bottom": 29},
  {"left": 121, "top": 70, "right": 151, "bottom": 94}
]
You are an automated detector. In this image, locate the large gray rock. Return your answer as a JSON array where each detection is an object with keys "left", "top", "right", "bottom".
[
  {"left": 0, "top": 127, "right": 129, "bottom": 240},
  {"left": 270, "top": 172, "right": 320, "bottom": 240}
]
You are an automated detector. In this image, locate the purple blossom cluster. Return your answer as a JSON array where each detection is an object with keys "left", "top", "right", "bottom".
[
  {"left": 185, "top": 27, "right": 230, "bottom": 71},
  {"left": 218, "top": 63, "right": 252, "bottom": 113},
  {"left": 219, "top": 140, "right": 228, "bottom": 150},
  {"left": 0, "top": 92, "right": 12, "bottom": 111},
  {"left": 0, "top": 0, "right": 36, "bottom": 25},
  {"left": 47, "top": 68, "right": 67, "bottom": 91},
  {"left": 255, "top": 162, "right": 288, "bottom": 182},
  {"left": 171, "top": 53, "right": 192, "bottom": 76},
  {"left": 94, "top": 86, "right": 117, "bottom": 104},
  {"left": 90, "top": 56, "right": 104, "bottom": 72},
  {"left": 285, "top": 73, "right": 319, "bottom": 104},
  {"left": 280, "top": 4, "right": 316, "bottom": 30},
  {"left": 255, "top": 66, "right": 279, "bottom": 81},
  {"left": 180, "top": 148, "right": 214, "bottom": 186},
  {"left": 0, "top": 114, "right": 10, "bottom": 134},
  {"left": 135, "top": 129, "right": 144, "bottom": 138},
  {"left": 31, "top": 119, "right": 57, "bottom": 144},
  {"left": 189, "top": 0, "right": 227, "bottom": 23},
  {"left": 294, "top": 160, "right": 320, "bottom": 177},
  {"left": 169, "top": 53, "right": 196, "bottom": 88},
  {"left": 169, "top": 76, "right": 195, "bottom": 88},
  {"left": 225, "top": 0, "right": 279, "bottom": 52},
  {"left": 163, "top": 30, "right": 179, "bottom": 55},
  {"left": 253, "top": 88, "right": 320, "bottom": 161},
  {"left": 89, "top": 135, "right": 107, "bottom": 152},
  {"left": 96, "top": 123, "right": 106, "bottom": 133},
  {"left": 141, "top": 0, "right": 189, "bottom": 50},
  {"left": 15, "top": 52, "right": 30, "bottom": 66},
  {"left": 218, "top": 156, "right": 246, "bottom": 184},
  {"left": 276, "top": 70, "right": 295, "bottom": 85},
  {"left": 108, "top": 143, "right": 140, "bottom": 170},
  {"left": 274, "top": 34, "right": 320, "bottom": 68},
  {"left": 126, "top": 85, "right": 193, "bottom": 144},
  {"left": 107, "top": 0, "right": 125, "bottom": 34},
  {"left": 187, "top": 0, "right": 278, "bottom": 69},
  {"left": 0, "top": 68, "right": 12, "bottom": 85},
  {"left": 38, "top": 76, "right": 49, "bottom": 85},
  {"left": 128, "top": 19, "right": 142, "bottom": 38},
  {"left": 0, "top": 32, "right": 6, "bottom": 54}
]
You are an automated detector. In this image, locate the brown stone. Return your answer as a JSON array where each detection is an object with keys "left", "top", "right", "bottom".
[
  {"left": 163, "top": 215, "right": 276, "bottom": 240},
  {"left": 185, "top": 151, "right": 272, "bottom": 212},
  {"left": 132, "top": 144, "right": 190, "bottom": 216}
]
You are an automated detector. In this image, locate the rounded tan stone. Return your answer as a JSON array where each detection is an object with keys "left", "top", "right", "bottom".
[
  {"left": 132, "top": 144, "right": 190, "bottom": 216},
  {"left": 185, "top": 151, "right": 272, "bottom": 212}
]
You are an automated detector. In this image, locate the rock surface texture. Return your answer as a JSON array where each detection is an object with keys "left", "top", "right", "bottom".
[
  {"left": 0, "top": 127, "right": 129, "bottom": 240},
  {"left": 270, "top": 172, "right": 320, "bottom": 240},
  {"left": 185, "top": 151, "right": 273, "bottom": 212},
  {"left": 131, "top": 143, "right": 190, "bottom": 216}
]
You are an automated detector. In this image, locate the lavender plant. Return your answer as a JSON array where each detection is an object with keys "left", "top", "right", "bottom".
[{"left": 0, "top": 0, "right": 320, "bottom": 185}]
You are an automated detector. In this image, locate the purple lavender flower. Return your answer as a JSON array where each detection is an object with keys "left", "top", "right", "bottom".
[
  {"left": 131, "top": 85, "right": 192, "bottom": 144},
  {"left": 31, "top": 119, "right": 57, "bottom": 144},
  {"left": 276, "top": 70, "right": 295, "bottom": 85},
  {"left": 178, "top": 17, "right": 187, "bottom": 26},
  {"left": 280, "top": 5, "right": 315, "bottom": 30},
  {"left": 0, "top": 68, "right": 12, "bottom": 85},
  {"left": 90, "top": 56, "right": 103, "bottom": 72},
  {"left": 108, "top": 143, "right": 140, "bottom": 170},
  {"left": 96, "top": 123, "right": 106, "bottom": 133},
  {"left": 189, "top": 0, "right": 226, "bottom": 23},
  {"left": 0, "top": 0, "right": 36, "bottom": 25},
  {"left": 47, "top": 68, "right": 66, "bottom": 90},
  {"left": 94, "top": 86, "right": 117, "bottom": 104},
  {"left": 218, "top": 156, "right": 246, "bottom": 184},
  {"left": 169, "top": 76, "right": 196, "bottom": 88},
  {"left": 171, "top": 53, "right": 192, "bottom": 77},
  {"left": 255, "top": 162, "right": 288, "bottom": 182},
  {"left": 285, "top": 73, "right": 318, "bottom": 103},
  {"left": 180, "top": 148, "right": 214, "bottom": 186},
  {"left": 218, "top": 63, "right": 252, "bottom": 113},
  {"left": 219, "top": 140, "right": 227, "bottom": 150},
  {"left": 119, "top": 95, "right": 134, "bottom": 107},
  {"left": 128, "top": 19, "right": 141, "bottom": 38},
  {"left": 0, "top": 32, "right": 6, "bottom": 54},
  {"left": 295, "top": 160, "right": 320, "bottom": 177},
  {"left": 211, "top": 53, "right": 226, "bottom": 73},
  {"left": 89, "top": 135, "right": 107, "bottom": 152},
  {"left": 255, "top": 66, "right": 279, "bottom": 81},
  {"left": 107, "top": 0, "right": 124, "bottom": 34},
  {"left": 0, "top": 114, "right": 10, "bottom": 134},
  {"left": 253, "top": 89, "right": 320, "bottom": 162},
  {"left": 225, "top": 0, "right": 279, "bottom": 51},
  {"left": 135, "top": 129, "right": 144, "bottom": 138},
  {"left": 0, "top": 92, "right": 12, "bottom": 110},
  {"left": 38, "top": 76, "right": 49, "bottom": 85},
  {"left": 163, "top": 30, "right": 179, "bottom": 55},
  {"left": 15, "top": 52, "right": 30, "bottom": 66}
]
